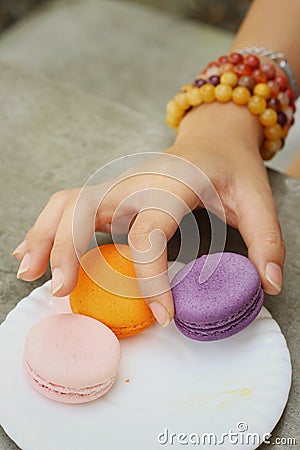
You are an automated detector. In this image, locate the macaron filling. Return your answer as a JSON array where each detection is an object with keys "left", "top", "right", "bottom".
[{"left": 24, "top": 360, "right": 116, "bottom": 399}]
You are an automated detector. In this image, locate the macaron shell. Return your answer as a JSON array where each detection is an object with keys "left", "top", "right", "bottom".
[
  {"left": 172, "top": 253, "right": 264, "bottom": 341},
  {"left": 175, "top": 287, "right": 264, "bottom": 341},
  {"left": 23, "top": 314, "right": 121, "bottom": 390},
  {"left": 70, "top": 244, "right": 155, "bottom": 338}
]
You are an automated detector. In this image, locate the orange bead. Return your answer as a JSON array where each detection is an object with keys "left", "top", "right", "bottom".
[
  {"left": 281, "top": 124, "right": 290, "bottom": 138},
  {"left": 166, "top": 100, "right": 184, "bottom": 118},
  {"left": 174, "top": 92, "right": 190, "bottom": 110},
  {"left": 232, "top": 86, "right": 251, "bottom": 105},
  {"left": 253, "top": 83, "right": 271, "bottom": 99},
  {"left": 259, "top": 108, "right": 278, "bottom": 127},
  {"left": 199, "top": 84, "right": 215, "bottom": 102},
  {"left": 215, "top": 84, "right": 232, "bottom": 102},
  {"left": 264, "top": 124, "right": 282, "bottom": 140},
  {"left": 248, "top": 95, "right": 266, "bottom": 114},
  {"left": 219, "top": 62, "right": 235, "bottom": 74},
  {"left": 263, "top": 138, "right": 283, "bottom": 152},
  {"left": 165, "top": 113, "right": 181, "bottom": 128},
  {"left": 220, "top": 72, "right": 238, "bottom": 87},
  {"left": 186, "top": 87, "right": 202, "bottom": 106},
  {"left": 260, "top": 147, "right": 276, "bottom": 161}
]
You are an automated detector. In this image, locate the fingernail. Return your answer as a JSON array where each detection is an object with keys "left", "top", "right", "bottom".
[
  {"left": 13, "top": 240, "right": 27, "bottom": 256},
  {"left": 266, "top": 262, "right": 282, "bottom": 293},
  {"left": 17, "top": 253, "right": 31, "bottom": 278},
  {"left": 149, "top": 301, "right": 170, "bottom": 327},
  {"left": 51, "top": 267, "right": 64, "bottom": 296}
]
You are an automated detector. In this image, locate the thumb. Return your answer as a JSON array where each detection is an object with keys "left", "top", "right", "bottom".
[{"left": 237, "top": 180, "right": 285, "bottom": 295}]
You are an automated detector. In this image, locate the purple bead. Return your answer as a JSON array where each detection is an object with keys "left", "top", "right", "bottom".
[
  {"left": 194, "top": 78, "right": 206, "bottom": 88},
  {"left": 208, "top": 75, "right": 220, "bottom": 86},
  {"left": 277, "top": 111, "right": 287, "bottom": 126}
]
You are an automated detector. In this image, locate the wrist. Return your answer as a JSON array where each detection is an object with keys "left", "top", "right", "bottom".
[{"left": 175, "top": 101, "right": 263, "bottom": 156}]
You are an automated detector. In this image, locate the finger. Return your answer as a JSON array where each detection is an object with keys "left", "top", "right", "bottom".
[
  {"left": 237, "top": 180, "right": 285, "bottom": 295},
  {"left": 12, "top": 228, "right": 33, "bottom": 261},
  {"left": 49, "top": 189, "right": 99, "bottom": 297},
  {"left": 16, "top": 191, "right": 73, "bottom": 281},
  {"left": 128, "top": 209, "right": 179, "bottom": 326}
]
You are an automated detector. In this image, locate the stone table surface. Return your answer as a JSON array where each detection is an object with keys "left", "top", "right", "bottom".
[{"left": 0, "top": 61, "right": 299, "bottom": 449}]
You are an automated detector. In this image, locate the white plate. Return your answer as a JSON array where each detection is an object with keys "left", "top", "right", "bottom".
[{"left": 0, "top": 280, "right": 291, "bottom": 450}]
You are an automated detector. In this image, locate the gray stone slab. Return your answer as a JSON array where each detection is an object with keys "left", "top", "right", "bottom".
[
  {"left": 0, "top": 60, "right": 299, "bottom": 448},
  {"left": 0, "top": 0, "right": 232, "bottom": 122}
]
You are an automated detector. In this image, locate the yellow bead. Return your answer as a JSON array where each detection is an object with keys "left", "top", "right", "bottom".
[
  {"left": 264, "top": 124, "right": 282, "bottom": 140},
  {"left": 199, "top": 84, "right": 215, "bottom": 103},
  {"left": 181, "top": 84, "right": 193, "bottom": 92},
  {"left": 165, "top": 113, "right": 181, "bottom": 128},
  {"left": 166, "top": 100, "right": 184, "bottom": 118},
  {"left": 215, "top": 84, "right": 232, "bottom": 102},
  {"left": 253, "top": 83, "right": 271, "bottom": 99},
  {"left": 186, "top": 87, "right": 202, "bottom": 106},
  {"left": 220, "top": 72, "right": 238, "bottom": 87},
  {"left": 174, "top": 92, "right": 190, "bottom": 110},
  {"left": 259, "top": 108, "right": 278, "bottom": 126},
  {"left": 232, "top": 86, "right": 251, "bottom": 105},
  {"left": 248, "top": 95, "right": 266, "bottom": 114}
]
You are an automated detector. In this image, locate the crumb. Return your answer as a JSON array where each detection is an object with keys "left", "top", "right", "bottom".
[{"left": 125, "top": 379, "right": 130, "bottom": 383}]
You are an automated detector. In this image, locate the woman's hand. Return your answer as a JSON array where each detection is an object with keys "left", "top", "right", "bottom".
[{"left": 13, "top": 101, "right": 285, "bottom": 326}]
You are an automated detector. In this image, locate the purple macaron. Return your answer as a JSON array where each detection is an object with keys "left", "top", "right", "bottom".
[{"left": 171, "top": 252, "right": 264, "bottom": 341}]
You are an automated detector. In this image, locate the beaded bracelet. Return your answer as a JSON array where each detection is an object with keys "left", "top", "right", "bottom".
[
  {"left": 237, "top": 47, "right": 298, "bottom": 99},
  {"left": 166, "top": 52, "right": 296, "bottom": 160}
]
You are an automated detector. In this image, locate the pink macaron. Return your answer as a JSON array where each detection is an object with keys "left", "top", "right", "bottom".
[{"left": 23, "top": 313, "right": 121, "bottom": 403}]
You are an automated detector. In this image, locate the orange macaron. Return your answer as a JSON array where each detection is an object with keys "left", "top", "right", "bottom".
[{"left": 70, "top": 244, "right": 155, "bottom": 338}]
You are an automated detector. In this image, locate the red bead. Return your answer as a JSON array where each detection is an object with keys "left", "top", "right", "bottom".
[
  {"left": 290, "top": 102, "right": 296, "bottom": 113},
  {"left": 244, "top": 54, "right": 260, "bottom": 68},
  {"left": 228, "top": 52, "right": 243, "bottom": 64},
  {"left": 218, "top": 55, "right": 228, "bottom": 65},
  {"left": 267, "top": 98, "right": 281, "bottom": 112},
  {"left": 234, "top": 63, "right": 253, "bottom": 77},
  {"left": 275, "top": 75, "right": 288, "bottom": 90},
  {"left": 286, "top": 87, "right": 294, "bottom": 100},
  {"left": 267, "top": 80, "right": 280, "bottom": 98},
  {"left": 252, "top": 69, "right": 268, "bottom": 83},
  {"left": 260, "top": 62, "right": 276, "bottom": 79}
]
